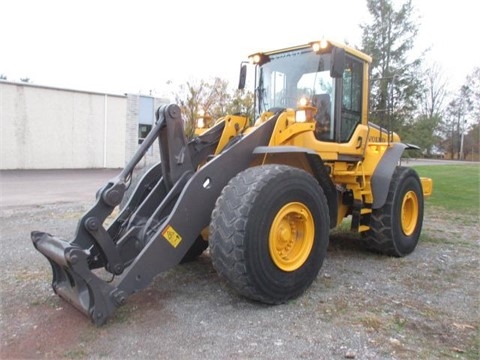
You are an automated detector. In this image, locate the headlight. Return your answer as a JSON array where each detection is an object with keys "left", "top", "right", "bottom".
[
  {"left": 295, "top": 104, "right": 316, "bottom": 123},
  {"left": 248, "top": 53, "right": 270, "bottom": 66},
  {"left": 298, "top": 97, "right": 308, "bottom": 107},
  {"left": 196, "top": 118, "right": 205, "bottom": 128},
  {"left": 296, "top": 110, "right": 307, "bottom": 122},
  {"left": 310, "top": 39, "right": 330, "bottom": 53}
]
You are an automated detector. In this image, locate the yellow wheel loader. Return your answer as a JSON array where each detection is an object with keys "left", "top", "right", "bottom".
[{"left": 31, "top": 39, "right": 433, "bottom": 325}]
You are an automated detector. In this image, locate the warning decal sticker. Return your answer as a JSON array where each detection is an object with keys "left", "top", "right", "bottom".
[{"left": 162, "top": 225, "right": 182, "bottom": 248}]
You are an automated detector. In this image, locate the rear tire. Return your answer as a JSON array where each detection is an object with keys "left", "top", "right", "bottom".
[
  {"left": 209, "top": 164, "right": 330, "bottom": 304},
  {"left": 362, "top": 166, "right": 424, "bottom": 257}
]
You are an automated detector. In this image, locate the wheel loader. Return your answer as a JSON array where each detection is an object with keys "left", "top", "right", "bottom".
[{"left": 31, "top": 39, "right": 433, "bottom": 326}]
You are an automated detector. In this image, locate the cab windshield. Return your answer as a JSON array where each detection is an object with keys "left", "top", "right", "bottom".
[
  {"left": 256, "top": 48, "right": 335, "bottom": 118},
  {"left": 254, "top": 46, "right": 364, "bottom": 143}
]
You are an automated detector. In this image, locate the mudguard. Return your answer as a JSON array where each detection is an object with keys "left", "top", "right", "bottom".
[{"left": 371, "top": 142, "right": 416, "bottom": 209}]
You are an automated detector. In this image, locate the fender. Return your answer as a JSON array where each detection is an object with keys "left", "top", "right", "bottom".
[
  {"left": 371, "top": 143, "right": 418, "bottom": 209},
  {"left": 253, "top": 146, "right": 338, "bottom": 229}
]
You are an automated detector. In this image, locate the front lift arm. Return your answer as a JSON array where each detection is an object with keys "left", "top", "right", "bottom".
[{"left": 31, "top": 104, "right": 277, "bottom": 325}]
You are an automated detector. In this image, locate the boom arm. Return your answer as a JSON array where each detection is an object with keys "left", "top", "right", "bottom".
[{"left": 31, "top": 104, "right": 277, "bottom": 325}]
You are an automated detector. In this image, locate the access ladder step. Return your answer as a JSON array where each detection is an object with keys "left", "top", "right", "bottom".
[{"left": 351, "top": 199, "right": 372, "bottom": 232}]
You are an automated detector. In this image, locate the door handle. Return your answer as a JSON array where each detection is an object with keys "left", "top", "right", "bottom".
[{"left": 356, "top": 136, "right": 363, "bottom": 149}]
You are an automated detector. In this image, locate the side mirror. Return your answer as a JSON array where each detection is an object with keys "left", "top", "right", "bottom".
[
  {"left": 331, "top": 48, "right": 346, "bottom": 78},
  {"left": 238, "top": 63, "right": 247, "bottom": 90}
]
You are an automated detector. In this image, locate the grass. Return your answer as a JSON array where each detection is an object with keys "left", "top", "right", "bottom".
[
  {"left": 411, "top": 164, "right": 480, "bottom": 216},
  {"left": 359, "top": 312, "right": 384, "bottom": 331}
]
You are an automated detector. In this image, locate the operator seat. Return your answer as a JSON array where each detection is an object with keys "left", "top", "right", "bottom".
[{"left": 312, "top": 94, "right": 332, "bottom": 141}]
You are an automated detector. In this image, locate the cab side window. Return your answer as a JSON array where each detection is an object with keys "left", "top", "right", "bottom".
[{"left": 341, "top": 57, "right": 363, "bottom": 142}]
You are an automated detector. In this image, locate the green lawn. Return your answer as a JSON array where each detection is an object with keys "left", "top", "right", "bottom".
[{"left": 411, "top": 164, "right": 480, "bottom": 216}]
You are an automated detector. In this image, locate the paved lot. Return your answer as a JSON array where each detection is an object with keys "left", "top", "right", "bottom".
[{"left": 0, "top": 168, "right": 120, "bottom": 208}]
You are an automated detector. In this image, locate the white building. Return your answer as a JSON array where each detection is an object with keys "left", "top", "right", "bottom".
[{"left": 0, "top": 81, "right": 168, "bottom": 169}]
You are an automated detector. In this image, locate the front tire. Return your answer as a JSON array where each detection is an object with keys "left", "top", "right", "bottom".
[
  {"left": 362, "top": 166, "right": 424, "bottom": 257},
  {"left": 209, "top": 164, "right": 330, "bottom": 304}
]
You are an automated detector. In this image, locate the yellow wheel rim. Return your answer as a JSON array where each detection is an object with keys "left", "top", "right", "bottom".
[
  {"left": 401, "top": 190, "right": 419, "bottom": 236},
  {"left": 269, "top": 202, "right": 314, "bottom": 272}
]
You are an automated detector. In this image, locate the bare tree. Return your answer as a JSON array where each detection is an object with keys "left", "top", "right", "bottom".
[
  {"left": 173, "top": 77, "right": 257, "bottom": 139},
  {"left": 402, "top": 62, "right": 448, "bottom": 156},
  {"left": 443, "top": 85, "right": 472, "bottom": 159},
  {"left": 465, "top": 67, "right": 480, "bottom": 122},
  {"left": 420, "top": 62, "right": 448, "bottom": 119},
  {"left": 462, "top": 67, "right": 480, "bottom": 160},
  {"left": 226, "top": 89, "right": 255, "bottom": 122}
]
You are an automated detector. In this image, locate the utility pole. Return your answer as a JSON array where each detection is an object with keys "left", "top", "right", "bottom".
[
  {"left": 460, "top": 131, "right": 465, "bottom": 160},
  {"left": 459, "top": 118, "right": 467, "bottom": 160}
]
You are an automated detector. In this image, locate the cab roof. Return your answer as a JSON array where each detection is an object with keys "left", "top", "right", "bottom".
[{"left": 251, "top": 39, "right": 372, "bottom": 64}]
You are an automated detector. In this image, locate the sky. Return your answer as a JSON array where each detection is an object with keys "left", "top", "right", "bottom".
[{"left": 1, "top": 0, "right": 477, "bottom": 98}]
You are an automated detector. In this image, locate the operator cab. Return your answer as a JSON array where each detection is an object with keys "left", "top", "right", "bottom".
[{"left": 240, "top": 39, "right": 370, "bottom": 143}]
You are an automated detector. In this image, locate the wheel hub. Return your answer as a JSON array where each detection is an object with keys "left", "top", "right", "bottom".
[
  {"left": 401, "top": 190, "right": 419, "bottom": 236},
  {"left": 269, "top": 202, "right": 314, "bottom": 272}
]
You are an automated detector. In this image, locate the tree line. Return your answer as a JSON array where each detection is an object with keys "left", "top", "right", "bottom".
[{"left": 171, "top": 0, "right": 479, "bottom": 160}]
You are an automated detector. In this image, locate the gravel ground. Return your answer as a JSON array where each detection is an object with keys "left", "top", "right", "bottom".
[{"left": 1, "top": 171, "right": 479, "bottom": 359}]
